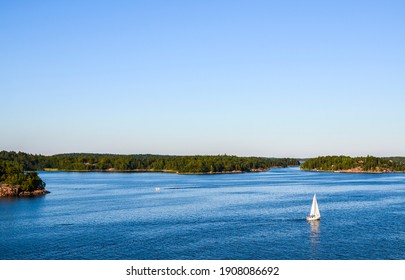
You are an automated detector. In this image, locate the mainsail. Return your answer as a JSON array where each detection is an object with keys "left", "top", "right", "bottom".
[{"left": 310, "top": 193, "right": 320, "bottom": 217}]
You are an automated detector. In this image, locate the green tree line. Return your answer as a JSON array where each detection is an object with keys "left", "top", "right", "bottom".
[
  {"left": 301, "top": 155, "right": 405, "bottom": 172},
  {"left": 0, "top": 151, "right": 300, "bottom": 174}
]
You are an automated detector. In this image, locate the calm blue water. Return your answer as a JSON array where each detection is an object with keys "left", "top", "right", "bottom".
[{"left": 1, "top": 167, "right": 405, "bottom": 260}]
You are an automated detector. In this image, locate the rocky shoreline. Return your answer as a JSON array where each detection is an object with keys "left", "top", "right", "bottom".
[{"left": 0, "top": 184, "right": 49, "bottom": 197}]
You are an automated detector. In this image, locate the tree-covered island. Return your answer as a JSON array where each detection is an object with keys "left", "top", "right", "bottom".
[
  {"left": 0, "top": 151, "right": 300, "bottom": 174},
  {"left": 0, "top": 160, "right": 47, "bottom": 197},
  {"left": 301, "top": 155, "right": 405, "bottom": 173}
]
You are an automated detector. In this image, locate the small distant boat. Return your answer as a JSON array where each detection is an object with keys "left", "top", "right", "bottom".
[
  {"left": 154, "top": 187, "right": 161, "bottom": 191},
  {"left": 306, "top": 193, "right": 321, "bottom": 221}
]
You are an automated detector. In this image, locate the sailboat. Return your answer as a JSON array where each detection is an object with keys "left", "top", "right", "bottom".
[{"left": 306, "top": 193, "right": 321, "bottom": 221}]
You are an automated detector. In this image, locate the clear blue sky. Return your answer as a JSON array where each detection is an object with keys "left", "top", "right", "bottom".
[{"left": 1, "top": 0, "right": 404, "bottom": 157}]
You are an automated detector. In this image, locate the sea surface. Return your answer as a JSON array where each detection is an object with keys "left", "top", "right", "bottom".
[{"left": 1, "top": 167, "right": 405, "bottom": 260}]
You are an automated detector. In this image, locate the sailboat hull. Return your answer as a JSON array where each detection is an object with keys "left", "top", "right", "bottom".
[{"left": 306, "top": 215, "right": 320, "bottom": 221}]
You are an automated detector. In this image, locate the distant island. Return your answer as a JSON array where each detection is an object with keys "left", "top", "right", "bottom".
[
  {"left": 0, "top": 150, "right": 300, "bottom": 175},
  {"left": 301, "top": 156, "right": 405, "bottom": 173}
]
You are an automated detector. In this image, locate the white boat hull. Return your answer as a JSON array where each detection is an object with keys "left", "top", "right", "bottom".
[{"left": 306, "top": 215, "right": 320, "bottom": 221}]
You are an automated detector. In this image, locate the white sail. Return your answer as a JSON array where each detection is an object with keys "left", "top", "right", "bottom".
[
  {"left": 310, "top": 194, "right": 320, "bottom": 217},
  {"left": 307, "top": 193, "right": 320, "bottom": 221}
]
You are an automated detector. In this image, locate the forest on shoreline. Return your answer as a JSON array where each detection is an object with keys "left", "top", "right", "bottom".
[
  {"left": 301, "top": 155, "right": 405, "bottom": 173},
  {"left": 3, "top": 151, "right": 405, "bottom": 175},
  {"left": 3, "top": 151, "right": 405, "bottom": 196},
  {"left": 0, "top": 151, "right": 300, "bottom": 174}
]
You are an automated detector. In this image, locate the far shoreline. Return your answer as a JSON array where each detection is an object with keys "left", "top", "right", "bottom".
[
  {"left": 301, "top": 168, "right": 405, "bottom": 174},
  {"left": 42, "top": 168, "right": 273, "bottom": 175}
]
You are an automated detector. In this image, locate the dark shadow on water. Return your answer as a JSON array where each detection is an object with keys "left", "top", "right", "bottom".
[
  {"left": 268, "top": 218, "right": 305, "bottom": 222},
  {"left": 165, "top": 187, "right": 199, "bottom": 190},
  {"left": 289, "top": 218, "right": 306, "bottom": 222}
]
